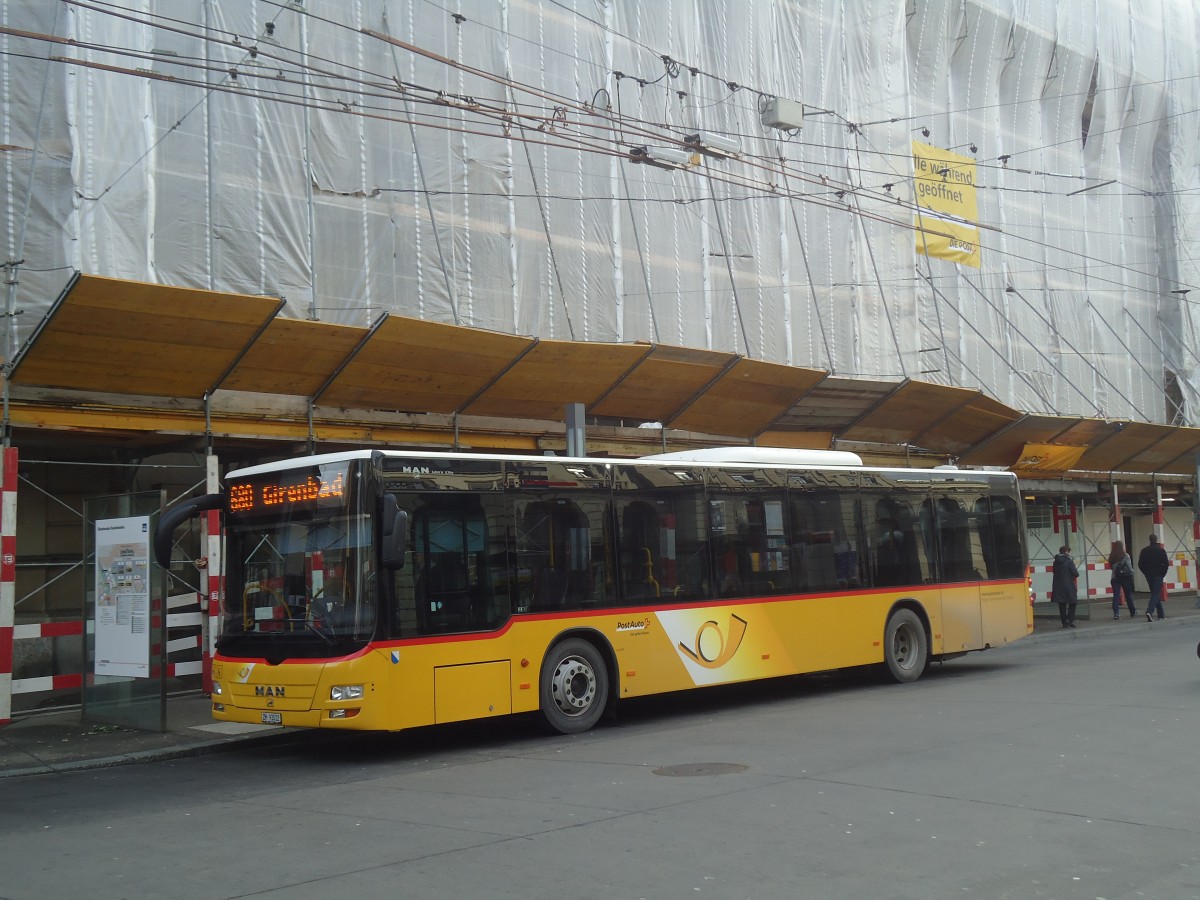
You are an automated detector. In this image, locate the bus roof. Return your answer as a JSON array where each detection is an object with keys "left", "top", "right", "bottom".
[
  {"left": 225, "top": 448, "right": 1015, "bottom": 482},
  {"left": 641, "top": 447, "right": 863, "bottom": 467}
]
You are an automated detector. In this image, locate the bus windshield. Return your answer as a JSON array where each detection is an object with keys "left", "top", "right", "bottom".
[{"left": 221, "top": 460, "right": 376, "bottom": 656}]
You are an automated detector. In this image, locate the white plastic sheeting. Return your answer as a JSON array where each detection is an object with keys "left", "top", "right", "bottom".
[{"left": 3, "top": 0, "right": 1200, "bottom": 424}]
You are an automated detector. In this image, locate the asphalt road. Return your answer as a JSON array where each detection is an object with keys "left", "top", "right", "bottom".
[{"left": 3, "top": 622, "right": 1200, "bottom": 900}]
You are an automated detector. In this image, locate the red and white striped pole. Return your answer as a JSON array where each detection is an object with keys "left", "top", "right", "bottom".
[
  {"left": 201, "top": 453, "right": 223, "bottom": 695},
  {"left": 0, "top": 447, "right": 18, "bottom": 725}
]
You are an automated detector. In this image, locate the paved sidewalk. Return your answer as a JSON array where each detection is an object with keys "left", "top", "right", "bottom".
[
  {"left": 3, "top": 594, "right": 1199, "bottom": 777},
  {"left": 0, "top": 693, "right": 305, "bottom": 778},
  {"left": 1027, "top": 592, "right": 1200, "bottom": 643}
]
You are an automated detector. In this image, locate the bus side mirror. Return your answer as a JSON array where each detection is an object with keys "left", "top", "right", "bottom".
[
  {"left": 154, "top": 493, "right": 225, "bottom": 571},
  {"left": 381, "top": 495, "right": 407, "bottom": 570}
]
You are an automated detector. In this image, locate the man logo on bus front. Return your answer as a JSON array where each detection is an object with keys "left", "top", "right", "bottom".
[{"left": 678, "top": 614, "right": 748, "bottom": 669}]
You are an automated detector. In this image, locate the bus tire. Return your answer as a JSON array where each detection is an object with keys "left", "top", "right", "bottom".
[
  {"left": 540, "top": 638, "right": 609, "bottom": 734},
  {"left": 883, "top": 608, "right": 928, "bottom": 684}
]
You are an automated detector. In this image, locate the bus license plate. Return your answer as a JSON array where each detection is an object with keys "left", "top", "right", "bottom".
[{"left": 261, "top": 712, "right": 282, "bottom": 725}]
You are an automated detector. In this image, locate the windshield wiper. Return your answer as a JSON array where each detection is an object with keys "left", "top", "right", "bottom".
[{"left": 304, "top": 618, "right": 336, "bottom": 646}]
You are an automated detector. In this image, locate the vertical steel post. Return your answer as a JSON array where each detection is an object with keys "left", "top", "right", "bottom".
[
  {"left": 1110, "top": 481, "right": 1121, "bottom": 547},
  {"left": 566, "top": 403, "right": 586, "bottom": 458}
]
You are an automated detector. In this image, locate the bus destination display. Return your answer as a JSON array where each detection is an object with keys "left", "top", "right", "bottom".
[{"left": 228, "top": 470, "right": 346, "bottom": 515}]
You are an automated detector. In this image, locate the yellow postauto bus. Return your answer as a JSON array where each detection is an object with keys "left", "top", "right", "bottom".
[{"left": 155, "top": 448, "right": 1032, "bottom": 735}]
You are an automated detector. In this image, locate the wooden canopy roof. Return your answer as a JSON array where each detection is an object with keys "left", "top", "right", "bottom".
[{"left": 10, "top": 273, "right": 1200, "bottom": 476}]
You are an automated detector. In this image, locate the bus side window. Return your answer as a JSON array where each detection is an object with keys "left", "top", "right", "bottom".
[
  {"left": 788, "top": 484, "right": 860, "bottom": 592},
  {"left": 926, "top": 496, "right": 975, "bottom": 582},
  {"left": 870, "top": 498, "right": 927, "bottom": 587},
  {"left": 619, "top": 501, "right": 662, "bottom": 601},
  {"left": 511, "top": 494, "right": 607, "bottom": 612},
  {"left": 611, "top": 495, "right": 708, "bottom": 603},
  {"left": 400, "top": 497, "right": 505, "bottom": 635},
  {"left": 978, "top": 489, "right": 1025, "bottom": 579},
  {"left": 708, "top": 495, "right": 790, "bottom": 598}
]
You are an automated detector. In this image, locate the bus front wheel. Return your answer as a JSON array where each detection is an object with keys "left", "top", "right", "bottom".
[
  {"left": 540, "top": 638, "right": 609, "bottom": 734},
  {"left": 883, "top": 608, "right": 928, "bottom": 684}
]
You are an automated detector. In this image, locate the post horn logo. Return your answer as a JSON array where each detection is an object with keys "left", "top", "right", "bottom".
[{"left": 678, "top": 614, "right": 748, "bottom": 669}]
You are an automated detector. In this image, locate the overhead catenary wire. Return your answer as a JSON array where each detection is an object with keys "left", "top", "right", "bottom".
[
  {"left": 5, "top": 0, "right": 1199, "bottom": 404},
  {"left": 39, "top": 1, "right": 1200, "bottom": 208},
  {"left": 410, "top": 3, "right": 1200, "bottom": 311},
  {"left": 45, "top": 2, "right": 1097, "bottom": 200},
  {"left": 523, "top": 0, "right": 1200, "bottom": 201},
  {"left": 27, "top": 42, "right": 958, "bottom": 253},
  {"left": 15, "top": 21, "right": 1197, "bottom": 306},
  {"left": 5, "top": 12, "right": 1169, "bottom": 233}
]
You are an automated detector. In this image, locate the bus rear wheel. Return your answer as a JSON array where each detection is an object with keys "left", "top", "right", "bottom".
[
  {"left": 883, "top": 608, "right": 928, "bottom": 684},
  {"left": 540, "top": 638, "right": 609, "bottom": 734}
]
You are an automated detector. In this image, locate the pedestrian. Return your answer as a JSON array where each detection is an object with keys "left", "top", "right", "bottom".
[
  {"left": 1051, "top": 544, "right": 1080, "bottom": 628},
  {"left": 1109, "top": 540, "right": 1137, "bottom": 619},
  {"left": 1138, "top": 533, "right": 1171, "bottom": 622}
]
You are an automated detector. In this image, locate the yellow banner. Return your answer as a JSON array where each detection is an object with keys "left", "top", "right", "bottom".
[
  {"left": 1011, "top": 442, "right": 1087, "bottom": 474},
  {"left": 912, "top": 141, "right": 980, "bottom": 268}
]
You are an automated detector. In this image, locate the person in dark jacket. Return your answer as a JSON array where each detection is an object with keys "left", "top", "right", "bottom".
[
  {"left": 1109, "top": 540, "right": 1137, "bottom": 619},
  {"left": 1051, "top": 545, "right": 1080, "bottom": 628},
  {"left": 1138, "top": 534, "right": 1171, "bottom": 622}
]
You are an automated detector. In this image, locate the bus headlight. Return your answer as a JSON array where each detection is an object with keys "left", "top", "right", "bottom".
[
  {"left": 330, "top": 684, "right": 364, "bottom": 701},
  {"left": 212, "top": 681, "right": 223, "bottom": 696}
]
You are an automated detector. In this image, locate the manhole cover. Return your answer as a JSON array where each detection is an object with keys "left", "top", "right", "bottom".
[{"left": 652, "top": 762, "right": 748, "bottom": 777}]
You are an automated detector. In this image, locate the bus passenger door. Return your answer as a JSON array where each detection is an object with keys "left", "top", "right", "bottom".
[
  {"left": 975, "top": 488, "right": 1030, "bottom": 642},
  {"left": 927, "top": 493, "right": 983, "bottom": 653}
]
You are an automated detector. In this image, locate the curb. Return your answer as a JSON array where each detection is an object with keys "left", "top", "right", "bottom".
[
  {"left": 0, "top": 726, "right": 313, "bottom": 779},
  {"left": 1026, "top": 612, "right": 1200, "bottom": 645}
]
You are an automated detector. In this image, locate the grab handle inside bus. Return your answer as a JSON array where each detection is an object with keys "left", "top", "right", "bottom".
[
  {"left": 381, "top": 494, "right": 408, "bottom": 569},
  {"left": 154, "top": 493, "right": 225, "bottom": 571}
]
